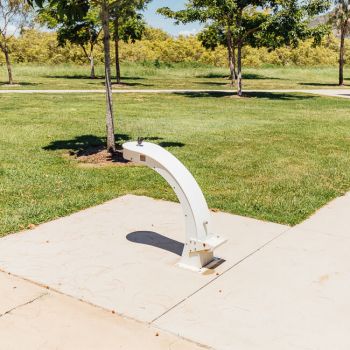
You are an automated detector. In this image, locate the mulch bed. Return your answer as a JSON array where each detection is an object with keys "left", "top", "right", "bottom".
[{"left": 67, "top": 147, "right": 134, "bottom": 167}]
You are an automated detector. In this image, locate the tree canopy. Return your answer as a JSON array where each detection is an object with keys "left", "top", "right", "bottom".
[
  {"left": 110, "top": 0, "right": 150, "bottom": 83},
  {"left": 37, "top": 4, "right": 101, "bottom": 77},
  {"left": 159, "top": 0, "right": 331, "bottom": 95},
  {"left": 27, "top": 0, "right": 152, "bottom": 153},
  {"left": 0, "top": 0, "right": 32, "bottom": 84}
]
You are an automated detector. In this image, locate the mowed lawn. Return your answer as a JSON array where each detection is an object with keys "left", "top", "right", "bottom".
[
  {"left": 0, "top": 64, "right": 349, "bottom": 90},
  {"left": 1, "top": 92, "right": 350, "bottom": 236}
]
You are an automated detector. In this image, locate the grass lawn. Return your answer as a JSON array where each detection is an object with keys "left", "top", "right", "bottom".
[
  {"left": 1, "top": 91, "right": 350, "bottom": 236},
  {"left": 0, "top": 63, "right": 349, "bottom": 90}
]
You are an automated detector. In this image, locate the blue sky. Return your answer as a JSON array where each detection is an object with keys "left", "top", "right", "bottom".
[{"left": 144, "top": 0, "right": 202, "bottom": 36}]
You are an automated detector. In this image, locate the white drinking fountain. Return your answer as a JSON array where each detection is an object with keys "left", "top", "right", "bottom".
[{"left": 123, "top": 139, "right": 227, "bottom": 272}]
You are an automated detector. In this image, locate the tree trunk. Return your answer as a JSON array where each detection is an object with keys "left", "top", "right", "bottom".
[
  {"left": 237, "top": 41, "right": 243, "bottom": 97},
  {"left": 101, "top": 0, "right": 116, "bottom": 154},
  {"left": 81, "top": 45, "right": 95, "bottom": 79},
  {"left": 3, "top": 46, "right": 13, "bottom": 85},
  {"left": 226, "top": 30, "right": 237, "bottom": 87},
  {"left": 232, "top": 48, "right": 237, "bottom": 79},
  {"left": 115, "top": 38, "right": 121, "bottom": 84},
  {"left": 114, "top": 17, "right": 121, "bottom": 84},
  {"left": 89, "top": 54, "right": 96, "bottom": 79},
  {"left": 339, "top": 26, "right": 345, "bottom": 86}
]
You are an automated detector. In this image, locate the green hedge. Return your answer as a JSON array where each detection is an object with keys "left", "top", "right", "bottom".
[{"left": 1, "top": 28, "right": 346, "bottom": 67}]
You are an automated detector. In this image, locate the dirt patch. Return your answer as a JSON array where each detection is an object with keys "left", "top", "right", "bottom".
[{"left": 66, "top": 147, "right": 135, "bottom": 168}]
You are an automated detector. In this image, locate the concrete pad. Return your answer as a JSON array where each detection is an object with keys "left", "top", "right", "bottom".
[
  {"left": 0, "top": 195, "right": 287, "bottom": 323},
  {"left": 155, "top": 225, "right": 350, "bottom": 350},
  {"left": 0, "top": 270, "right": 46, "bottom": 315},
  {"left": 0, "top": 272, "right": 204, "bottom": 350},
  {"left": 297, "top": 192, "right": 350, "bottom": 237}
]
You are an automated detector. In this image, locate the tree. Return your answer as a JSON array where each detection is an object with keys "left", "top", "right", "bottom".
[
  {"left": 198, "top": 22, "right": 237, "bottom": 85},
  {"left": 329, "top": 0, "right": 350, "bottom": 85},
  {"left": 30, "top": 0, "right": 152, "bottom": 153},
  {"left": 159, "top": 0, "right": 330, "bottom": 96},
  {"left": 0, "top": 0, "right": 31, "bottom": 84},
  {"left": 100, "top": 0, "right": 115, "bottom": 153},
  {"left": 30, "top": 0, "right": 116, "bottom": 153},
  {"left": 37, "top": 5, "right": 101, "bottom": 78},
  {"left": 111, "top": 0, "right": 149, "bottom": 84}
]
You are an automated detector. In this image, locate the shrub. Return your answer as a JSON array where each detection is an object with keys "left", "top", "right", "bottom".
[{"left": 0, "top": 28, "right": 346, "bottom": 68}]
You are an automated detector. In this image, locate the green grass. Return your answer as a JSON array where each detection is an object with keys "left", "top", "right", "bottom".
[
  {"left": 1, "top": 91, "right": 350, "bottom": 236},
  {"left": 0, "top": 63, "right": 349, "bottom": 90}
]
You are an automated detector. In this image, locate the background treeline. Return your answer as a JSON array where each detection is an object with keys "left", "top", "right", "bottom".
[{"left": 2, "top": 27, "right": 347, "bottom": 67}]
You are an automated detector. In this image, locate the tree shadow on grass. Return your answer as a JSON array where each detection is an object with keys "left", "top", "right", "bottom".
[
  {"left": 244, "top": 73, "right": 281, "bottom": 80},
  {"left": 46, "top": 75, "right": 144, "bottom": 81},
  {"left": 43, "top": 134, "right": 131, "bottom": 156},
  {"left": 0, "top": 82, "right": 40, "bottom": 87},
  {"left": 118, "top": 76, "right": 144, "bottom": 81},
  {"left": 198, "top": 81, "right": 232, "bottom": 86},
  {"left": 159, "top": 141, "right": 185, "bottom": 148},
  {"left": 175, "top": 91, "right": 235, "bottom": 98},
  {"left": 174, "top": 91, "right": 317, "bottom": 100},
  {"left": 247, "top": 92, "right": 316, "bottom": 100},
  {"left": 110, "top": 82, "right": 154, "bottom": 87},
  {"left": 46, "top": 74, "right": 153, "bottom": 87},
  {"left": 299, "top": 82, "right": 347, "bottom": 87},
  {"left": 46, "top": 75, "right": 104, "bottom": 80},
  {"left": 43, "top": 134, "right": 184, "bottom": 157},
  {"left": 197, "top": 73, "right": 230, "bottom": 79},
  {"left": 77, "top": 80, "right": 154, "bottom": 87},
  {"left": 198, "top": 72, "right": 281, "bottom": 80}
]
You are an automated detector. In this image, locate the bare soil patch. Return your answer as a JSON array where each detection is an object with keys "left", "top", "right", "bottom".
[{"left": 66, "top": 147, "right": 134, "bottom": 167}]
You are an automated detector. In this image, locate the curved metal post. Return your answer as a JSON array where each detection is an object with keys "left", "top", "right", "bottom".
[{"left": 123, "top": 141, "right": 226, "bottom": 271}]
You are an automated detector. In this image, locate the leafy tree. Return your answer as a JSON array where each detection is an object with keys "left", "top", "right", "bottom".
[
  {"left": 0, "top": 0, "right": 32, "bottom": 84},
  {"left": 329, "top": 0, "right": 350, "bottom": 85},
  {"left": 29, "top": 0, "right": 151, "bottom": 153},
  {"left": 29, "top": 0, "right": 116, "bottom": 153},
  {"left": 110, "top": 0, "right": 149, "bottom": 84},
  {"left": 99, "top": 0, "right": 115, "bottom": 153},
  {"left": 159, "top": 0, "right": 330, "bottom": 96},
  {"left": 38, "top": 5, "right": 101, "bottom": 78}
]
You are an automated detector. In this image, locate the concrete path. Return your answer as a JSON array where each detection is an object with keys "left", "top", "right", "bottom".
[
  {"left": 0, "top": 88, "right": 349, "bottom": 98},
  {"left": 155, "top": 193, "right": 350, "bottom": 350},
  {"left": 0, "top": 271, "right": 204, "bottom": 350},
  {"left": 0, "top": 193, "right": 349, "bottom": 349},
  {"left": 0, "top": 195, "right": 288, "bottom": 323}
]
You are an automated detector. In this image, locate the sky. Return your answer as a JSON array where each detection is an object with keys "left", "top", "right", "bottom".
[
  {"left": 143, "top": 0, "right": 202, "bottom": 36},
  {"left": 3, "top": 1, "right": 200, "bottom": 37}
]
